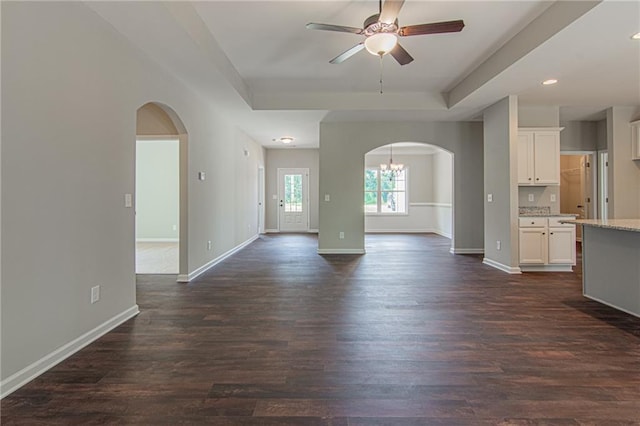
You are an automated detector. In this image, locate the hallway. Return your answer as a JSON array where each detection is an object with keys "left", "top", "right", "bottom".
[{"left": 2, "top": 234, "right": 639, "bottom": 424}]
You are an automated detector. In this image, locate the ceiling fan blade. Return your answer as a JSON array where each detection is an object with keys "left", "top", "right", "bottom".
[
  {"left": 379, "top": 0, "right": 405, "bottom": 24},
  {"left": 390, "top": 43, "right": 414, "bottom": 66},
  {"left": 329, "top": 43, "right": 365, "bottom": 64},
  {"left": 306, "top": 23, "right": 363, "bottom": 34},
  {"left": 399, "top": 20, "right": 465, "bottom": 37}
]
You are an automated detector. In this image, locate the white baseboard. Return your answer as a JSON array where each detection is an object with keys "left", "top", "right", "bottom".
[
  {"left": 264, "top": 229, "right": 279, "bottom": 233},
  {"left": 308, "top": 229, "right": 319, "bottom": 233},
  {"left": 0, "top": 305, "right": 139, "bottom": 399},
  {"left": 317, "top": 249, "right": 366, "bottom": 254},
  {"left": 365, "top": 228, "right": 432, "bottom": 233},
  {"left": 135, "top": 238, "right": 179, "bottom": 243},
  {"left": 450, "top": 248, "right": 484, "bottom": 254},
  {"left": 483, "top": 258, "right": 522, "bottom": 274},
  {"left": 177, "top": 235, "right": 258, "bottom": 282},
  {"left": 520, "top": 264, "right": 574, "bottom": 272}
]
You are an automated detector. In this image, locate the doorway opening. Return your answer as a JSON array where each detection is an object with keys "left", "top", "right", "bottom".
[
  {"left": 560, "top": 152, "right": 596, "bottom": 241},
  {"left": 135, "top": 138, "right": 179, "bottom": 273},
  {"left": 277, "top": 168, "right": 310, "bottom": 232},
  {"left": 363, "top": 142, "right": 454, "bottom": 250},
  {"left": 135, "top": 102, "right": 188, "bottom": 278},
  {"left": 598, "top": 151, "right": 608, "bottom": 220}
]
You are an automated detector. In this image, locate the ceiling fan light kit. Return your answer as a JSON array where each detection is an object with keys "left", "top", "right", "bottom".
[{"left": 364, "top": 32, "right": 398, "bottom": 56}]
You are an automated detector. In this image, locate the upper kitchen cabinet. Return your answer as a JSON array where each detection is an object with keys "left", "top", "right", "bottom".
[
  {"left": 518, "top": 128, "right": 562, "bottom": 186},
  {"left": 631, "top": 120, "right": 640, "bottom": 160}
]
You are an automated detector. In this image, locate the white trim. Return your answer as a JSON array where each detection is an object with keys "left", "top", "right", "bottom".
[
  {"left": 264, "top": 229, "right": 279, "bottom": 233},
  {"left": 583, "top": 294, "right": 640, "bottom": 319},
  {"left": 317, "top": 249, "right": 366, "bottom": 254},
  {"left": 136, "top": 134, "right": 180, "bottom": 140},
  {"left": 409, "top": 202, "right": 452, "bottom": 207},
  {"left": 0, "top": 305, "right": 139, "bottom": 399},
  {"left": 520, "top": 264, "right": 573, "bottom": 272},
  {"left": 364, "top": 229, "right": 452, "bottom": 238},
  {"left": 519, "top": 127, "right": 564, "bottom": 132},
  {"left": 308, "top": 229, "right": 319, "bottom": 233},
  {"left": 482, "top": 258, "right": 522, "bottom": 274},
  {"left": 135, "top": 238, "right": 179, "bottom": 243},
  {"left": 450, "top": 248, "right": 484, "bottom": 254},
  {"left": 177, "top": 235, "right": 258, "bottom": 282}
]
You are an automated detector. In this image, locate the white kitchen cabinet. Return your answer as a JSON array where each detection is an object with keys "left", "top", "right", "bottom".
[
  {"left": 519, "top": 216, "right": 575, "bottom": 271},
  {"left": 631, "top": 120, "right": 640, "bottom": 160},
  {"left": 548, "top": 226, "right": 576, "bottom": 264},
  {"left": 518, "top": 128, "right": 561, "bottom": 185},
  {"left": 519, "top": 227, "right": 547, "bottom": 264}
]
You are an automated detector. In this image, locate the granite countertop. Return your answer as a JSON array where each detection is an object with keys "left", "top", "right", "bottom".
[
  {"left": 561, "top": 218, "right": 640, "bottom": 233},
  {"left": 520, "top": 213, "right": 578, "bottom": 218},
  {"left": 518, "top": 206, "right": 577, "bottom": 218}
]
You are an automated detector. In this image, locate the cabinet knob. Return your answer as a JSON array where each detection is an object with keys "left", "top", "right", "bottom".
[
  {"left": 536, "top": 177, "right": 540, "bottom": 181},
  {"left": 542, "top": 232, "right": 546, "bottom": 235},
  {"left": 531, "top": 221, "right": 535, "bottom": 224},
  {"left": 528, "top": 178, "right": 532, "bottom": 181},
  {"left": 550, "top": 232, "right": 554, "bottom": 235}
]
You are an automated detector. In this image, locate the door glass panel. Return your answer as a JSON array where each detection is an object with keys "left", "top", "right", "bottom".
[{"left": 284, "top": 174, "right": 303, "bottom": 212}]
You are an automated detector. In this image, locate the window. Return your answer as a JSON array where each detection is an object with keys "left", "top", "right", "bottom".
[
  {"left": 364, "top": 168, "right": 407, "bottom": 214},
  {"left": 284, "top": 174, "right": 303, "bottom": 212}
]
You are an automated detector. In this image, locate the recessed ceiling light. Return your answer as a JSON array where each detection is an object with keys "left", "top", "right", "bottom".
[
  {"left": 632, "top": 32, "right": 640, "bottom": 40},
  {"left": 280, "top": 137, "right": 294, "bottom": 144},
  {"left": 542, "top": 79, "right": 558, "bottom": 85}
]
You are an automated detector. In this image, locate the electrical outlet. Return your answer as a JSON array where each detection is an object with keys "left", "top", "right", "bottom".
[
  {"left": 550, "top": 194, "right": 557, "bottom": 202},
  {"left": 496, "top": 240, "right": 501, "bottom": 251},
  {"left": 207, "top": 240, "right": 212, "bottom": 251},
  {"left": 172, "top": 224, "right": 177, "bottom": 231},
  {"left": 91, "top": 285, "right": 100, "bottom": 304},
  {"left": 487, "top": 194, "right": 493, "bottom": 203},
  {"left": 339, "top": 232, "right": 345, "bottom": 239},
  {"left": 324, "top": 194, "right": 330, "bottom": 202},
  {"left": 528, "top": 194, "right": 534, "bottom": 202}
]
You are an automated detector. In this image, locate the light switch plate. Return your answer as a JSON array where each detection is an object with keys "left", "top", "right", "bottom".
[
  {"left": 324, "top": 194, "right": 330, "bottom": 202},
  {"left": 487, "top": 194, "right": 493, "bottom": 202},
  {"left": 124, "top": 194, "right": 133, "bottom": 208},
  {"left": 550, "top": 194, "right": 557, "bottom": 202},
  {"left": 528, "top": 194, "right": 534, "bottom": 202}
]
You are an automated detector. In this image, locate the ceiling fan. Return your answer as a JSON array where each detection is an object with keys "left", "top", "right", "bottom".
[{"left": 306, "top": 0, "right": 464, "bottom": 66}]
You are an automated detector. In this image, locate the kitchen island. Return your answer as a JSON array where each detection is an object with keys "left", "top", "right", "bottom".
[{"left": 568, "top": 219, "right": 640, "bottom": 318}]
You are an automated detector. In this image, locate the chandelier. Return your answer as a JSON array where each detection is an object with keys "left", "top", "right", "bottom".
[{"left": 380, "top": 144, "right": 404, "bottom": 173}]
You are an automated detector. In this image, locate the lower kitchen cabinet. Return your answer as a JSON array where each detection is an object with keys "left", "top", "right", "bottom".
[{"left": 519, "top": 216, "right": 576, "bottom": 272}]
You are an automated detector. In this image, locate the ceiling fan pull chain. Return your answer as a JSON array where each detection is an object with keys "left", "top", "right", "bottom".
[{"left": 379, "top": 56, "right": 382, "bottom": 93}]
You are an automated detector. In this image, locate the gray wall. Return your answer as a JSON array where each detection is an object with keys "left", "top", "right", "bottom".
[
  {"left": 606, "top": 106, "right": 640, "bottom": 218},
  {"left": 519, "top": 105, "right": 559, "bottom": 128},
  {"left": 1, "top": 2, "right": 264, "bottom": 385},
  {"left": 560, "top": 121, "right": 598, "bottom": 151},
  {"left": 318, "top": 121, "right": 484, "bottom": 253},
  {"left": 484, "top": 96, "right": 519, "bottom": 270},
  {"left": 265, "top": 148, "right": 319, "bottom": 231}
]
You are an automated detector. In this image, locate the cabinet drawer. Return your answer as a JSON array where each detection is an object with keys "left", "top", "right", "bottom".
[
  {"left": 519, "top": 217, "right": 547, "bottom": 227},
  {"left": 548, "top": 217, "right": 575, "bottom": 227}
]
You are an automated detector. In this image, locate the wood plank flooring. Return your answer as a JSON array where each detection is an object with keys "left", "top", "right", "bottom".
[{"left": 3, "top": 234, "right": 640, "bottom": 425}]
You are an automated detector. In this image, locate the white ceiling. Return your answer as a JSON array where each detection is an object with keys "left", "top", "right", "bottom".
[{"left": 89, "top": 1, "right": 640, "bottom": 148}]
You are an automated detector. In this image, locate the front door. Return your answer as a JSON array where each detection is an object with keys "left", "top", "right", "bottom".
[{"left": 278, "top": 168, "right": 309, "bottom": 232}]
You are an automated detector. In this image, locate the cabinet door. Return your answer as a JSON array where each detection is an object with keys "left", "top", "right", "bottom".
[
  {"left": 518, "top": 132, "right": 534, "bottom": 185},
  {"left": 533, "top": 132, "right": 560, "bottom": 184},
  {"left": 548, "top": 226, "right": 576, "bottom": 264},
  {"left": 519, "top": 228, "right": 547, "bottom": 264}
]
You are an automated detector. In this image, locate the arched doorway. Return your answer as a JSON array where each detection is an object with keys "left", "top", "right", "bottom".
[
  {"left": 135, "top": 102, "right": 188, "bottom": 279},
  {"left": 364, "top": 142, "right": 454, "bottom": 250}
]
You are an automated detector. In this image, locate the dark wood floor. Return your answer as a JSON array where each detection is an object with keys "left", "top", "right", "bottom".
[{"left": 3, "top": 234, "right": 640, "bottom": 425}]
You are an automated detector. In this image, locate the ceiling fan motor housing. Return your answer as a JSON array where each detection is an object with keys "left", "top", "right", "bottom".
[{"left": 363, "top": 14, "right": 399, "bottom": 36}]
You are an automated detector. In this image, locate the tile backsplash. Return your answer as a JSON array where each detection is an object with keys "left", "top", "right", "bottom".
[{"left": 519, "top": 206, "right": 551, "bottom": 216}]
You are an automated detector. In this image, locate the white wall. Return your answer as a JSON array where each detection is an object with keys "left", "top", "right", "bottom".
[
  {"left": 265, "top": 148, "right": 319, "bottom": 231},
  {"left": 135, "top": 140, "right": 180, "bottom": 241},
  {"left": 1, "top": 2, "right": 264, "bottom": 393}
]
